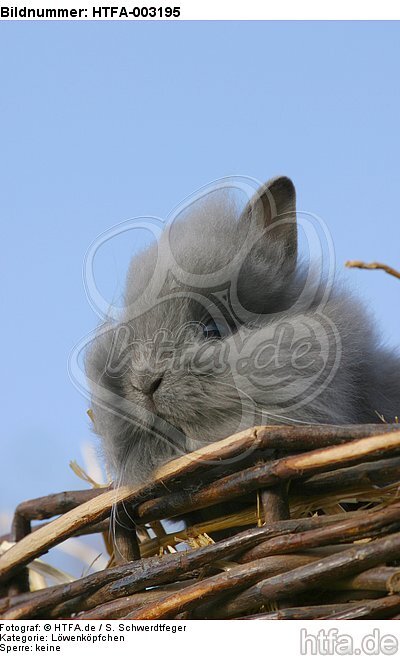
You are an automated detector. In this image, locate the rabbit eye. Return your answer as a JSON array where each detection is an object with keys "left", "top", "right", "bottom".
[{"left": 202, "top": 320, "right": 227, "bottom": 339}]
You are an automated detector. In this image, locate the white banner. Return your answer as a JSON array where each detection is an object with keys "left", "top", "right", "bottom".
[
  {"left": 1, "top": 620, "right": 400, "bottom": 654},
  {"left": 1, "top": 0, "right": 400, "bottom": 20}
]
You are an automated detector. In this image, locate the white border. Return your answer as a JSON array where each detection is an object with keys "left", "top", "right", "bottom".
[{"left": 1, "top": 0, "right": 400, "bottom": 20}]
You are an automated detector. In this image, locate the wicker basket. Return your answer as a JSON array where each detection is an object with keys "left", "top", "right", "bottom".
[{"left": 2, "top": 423, "right": 400, "bottom": 620}]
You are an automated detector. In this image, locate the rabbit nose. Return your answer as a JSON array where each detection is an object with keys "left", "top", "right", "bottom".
[{"left": 142, "top": 375, "right": 163, "bottom": 397}]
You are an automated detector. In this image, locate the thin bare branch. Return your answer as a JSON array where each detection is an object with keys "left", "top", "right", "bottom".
[{"left": 345, "top": 260, "right": 400, "bottom": 280}]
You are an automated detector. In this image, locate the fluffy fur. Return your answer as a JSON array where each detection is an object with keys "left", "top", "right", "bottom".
[{"left": 85, "top": 176, "right": 400, "bottom": 486}]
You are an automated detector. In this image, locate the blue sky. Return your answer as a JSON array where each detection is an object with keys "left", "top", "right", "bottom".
[{"left": 1, "top": 22, "right": 400, "bottom": 562}]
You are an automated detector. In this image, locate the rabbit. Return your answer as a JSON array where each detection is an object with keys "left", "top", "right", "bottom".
[{"left": 85, "top": 176, "right": 400, "bottom": 490}]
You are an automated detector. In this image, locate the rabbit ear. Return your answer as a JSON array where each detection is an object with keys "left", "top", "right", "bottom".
[{"left": 240, "top": 175, "right": 297, "bottom": 273}]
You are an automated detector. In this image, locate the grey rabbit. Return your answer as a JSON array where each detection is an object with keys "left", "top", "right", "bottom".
[{"left": 85, "top": 176, "right": 400, "bottom": 488}]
